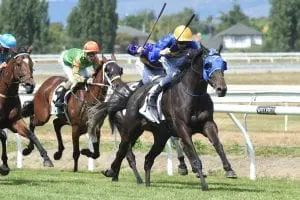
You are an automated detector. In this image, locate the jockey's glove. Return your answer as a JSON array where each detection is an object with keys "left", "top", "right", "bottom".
[
  {"left": 160, "top": 48, "right": 171, "bottom": 56},
  {"left": 85, "top": 77, "right": 93, "bottom": 84}
]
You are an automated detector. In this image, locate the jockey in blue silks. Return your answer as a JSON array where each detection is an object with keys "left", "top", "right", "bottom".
[
  {"left": 138, "top": 25, "right": 200, "bottom": 121},
  {"left": 0, "top": 33, "right": 17, "bottom": 70},
  {"left": 128, "top": 42, "right": 165, "bottom": 85},
  {"left": 147, "top": 25, "right": 200, "bottom": 103}
]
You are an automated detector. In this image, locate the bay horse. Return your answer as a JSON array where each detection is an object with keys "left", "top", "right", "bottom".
[
  {"left": 21, "top": 55, "right": 124, "bottom": 172},
  {"left": 0, "top": 49, "right": 53, "bottom": 176},
  {"left": 102, "top": 45, "right": 237, "bottom": 190}
]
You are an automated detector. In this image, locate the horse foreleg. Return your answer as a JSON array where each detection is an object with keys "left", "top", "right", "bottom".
[
  {"left": 0, "top": 129, "right": 10, "bottom": 176},
  {"left": 12, "top": 119, "right": 54, "bottom": 167},
  {"left": 177, "top": 123, "right": 208, "bottom": 191},
  {"left": 22, "top": 116, "right": 35, "bottom": 156},
  {"left": 53, "top": 117, "right": 66, "bottom": 160},
  {"left": 144, "top": 130, "right": 169, "bottom": 187},
  {"left": 72, "top": 126, "right": 80, "bottom": 172},
  {"left": 203, "top": 121, "right": 237, "bottom": 178},
  {"left": 171, "top": 136, "right": 188, "bottom": 175}
]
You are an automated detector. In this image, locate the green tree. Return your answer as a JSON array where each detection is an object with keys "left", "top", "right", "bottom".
[
  {"left": 67, "top": 0, "right": 118, "bottom": 53},
  {"left": 217, "top": 2, "right": 249, "bottom": 32},
  {"left": 120, "top": 10, "right": 155, "bottom": 33},
  {"left": 48, "top": 23, "right": 67, "bottom": 53},
  {"left": 0, "top": 0, "right": 51, "bottom": 53},
  {"left": 267, "top": 0, "right": 300, "bottom": 51}
]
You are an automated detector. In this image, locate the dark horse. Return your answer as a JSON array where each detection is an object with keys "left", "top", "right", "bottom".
[
  {"left": 102, "top": 45, "right": 236, "bottom": 190},
  {"left": 0, "top": 48, "right": 53, "bottom": 176},
  {"left": 21, "top": 55, "right": 123, "bottom": 172}
]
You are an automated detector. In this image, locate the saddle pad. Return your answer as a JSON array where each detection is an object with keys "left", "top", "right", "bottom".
[{"left": 50, "top": 82, "right": 69, "bottom": 115}]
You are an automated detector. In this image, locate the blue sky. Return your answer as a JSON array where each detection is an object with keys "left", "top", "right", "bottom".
[{"left": 48, "top": 0, "right": 270, "bottom": 24}]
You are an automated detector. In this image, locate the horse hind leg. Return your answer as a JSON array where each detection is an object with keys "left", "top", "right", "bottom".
[
  {"left": 203, "top": 121, "right": 237, "bottom": 178},
  {"left": 53, "top": 117, "right": 66, "bottom": 160},
  {"left": 171, "top": 136, "right": 188, "bottom": 176},
  {"left": 12, "top": 119, "right": 54, "bottom": 168},
  {"left": 22, "top": 115, "right": 35, "bottom": 156},
  {"left": 0, "top": 130, "right": 10, "bottom": 176},
  {"left": 125, "top": 128, "right": 143, "bottom": 184},
  {"left": 144, "top": 129, "right": 170, "bottom": 187}
]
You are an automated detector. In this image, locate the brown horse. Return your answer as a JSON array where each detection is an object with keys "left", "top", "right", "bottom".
[
  {"left": 21, "top": 56, "right": 124, "bottom": 172},
  {"left": 0, "top": 49, "right": 53, "bottom": 176}
]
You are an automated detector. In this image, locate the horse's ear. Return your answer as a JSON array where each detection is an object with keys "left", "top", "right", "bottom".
[
  {"left": 102, "top": 55, "right": 108, "bottom": 63},
  {"left": 27, "top": 45, "right": 33, "bottom": 54},
  {"left": 218, "top": 43, "right": 223, "bottom": 54},
  {"left": 200, "top": 43, "right": 209, "bottom": 55},
  {"left": 111, "top": 54, "right": 117, "bottom": 61}
]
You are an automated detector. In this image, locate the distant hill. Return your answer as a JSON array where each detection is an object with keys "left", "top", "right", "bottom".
[{"left": 48, "top": 0, "right": 270, "bottom": 24}]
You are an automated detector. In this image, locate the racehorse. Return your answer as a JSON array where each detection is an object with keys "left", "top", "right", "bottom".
[
  {"left": 21, "top": 55, "right": 124, "bottom": 172},
  {"left": 0, "top": 48, "right": 53, "bottom": 176},
  {"left": 102, "top": 45, "right": 237, "bottom": 190}
]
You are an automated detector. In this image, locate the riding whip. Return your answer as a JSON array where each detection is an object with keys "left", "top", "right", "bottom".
[
  {"left": 142, "top": 2, "right": 167, "bottom": 47},
  {"left": 175, "top": 14, "right": 196, "bottom": 42}
]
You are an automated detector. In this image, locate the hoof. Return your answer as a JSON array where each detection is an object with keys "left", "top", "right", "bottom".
[
  {"left": 80, "top": 149, "right": 91, "bottom": 157},
  {"left": 81, "top": 149, "right": 99, "bottom": 159},
  {"left": 22, "top": 148, "right": 33, "bottom": 156},
  {"left": 201, "top": 182, "right": 209, "bottom": 191},
  {"left": 112, "top": 177, "right": 119, "bottom": 182},
  {"left": 101, "top": 169, "right": 116, "bottom": 178},
  {"left": 53, "top": 152, "right": 62, "bottom": 160},
  {"left": 225, "top": 170, "right": 238, "bottom": 179},
  {"left": 44, "top": 159, "right": 54, "bottom": 167},
  {"left": 178, "top": 164, "right": 188, "bottom": 176},
  {"left": 0, "top": 165, "right": 10, "bottom": 176},
  {"left": 136, "top": 177, "right": 143, "bottom": 184}
]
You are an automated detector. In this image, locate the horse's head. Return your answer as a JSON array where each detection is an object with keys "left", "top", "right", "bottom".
[
  {"left": 6, "top": 46, "right": 35, "bottom": 94},
  {"left": 192, "top": 44, "right": 227, "bottom": 97},
  {"left": 102, "top": 55, "right": 123, "bottom": 88}
]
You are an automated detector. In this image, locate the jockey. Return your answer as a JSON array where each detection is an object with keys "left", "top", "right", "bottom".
[
  {"left": 127, "top": 42, "right": 165, "bottom": 85},
  {"left": 55, "top": 40, "right": 102, "bottom": 107},
  {"left": 143, "top": 25, "right": 200, "bottom": 120},
  {"left": 0, "top": 33, "right": 17, "bottom": 69}
]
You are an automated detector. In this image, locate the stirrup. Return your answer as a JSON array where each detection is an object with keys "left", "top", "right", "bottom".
[{"left": 55, "top": 101, "right": 66, "bottom": 108}]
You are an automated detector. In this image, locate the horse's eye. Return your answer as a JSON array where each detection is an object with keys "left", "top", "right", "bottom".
[
  {"left": 204, "top": 62, "right": 212, "bottom": 69},
  {"left": 120, "top": 67, "right": 123, "bottom": 75}
]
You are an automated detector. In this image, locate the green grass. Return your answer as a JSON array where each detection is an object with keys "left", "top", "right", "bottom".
[{"left": 0, "top": 169, "right": 299, "bottom": 200}]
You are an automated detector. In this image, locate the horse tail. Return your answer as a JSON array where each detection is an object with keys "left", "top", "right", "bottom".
[
  {"left": 108, "top": 113, "right": 117, "bottom": 135},
  {"left": 21, "top": 100, "right": 34, "bottom": 117}
]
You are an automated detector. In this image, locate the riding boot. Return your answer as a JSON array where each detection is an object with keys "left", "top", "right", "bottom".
[
  {"left": 148, "top": 84, "right": 163, "bottom": 106},
  {"left": 55, "top": 87, "right": 67, "bottom": 107}
]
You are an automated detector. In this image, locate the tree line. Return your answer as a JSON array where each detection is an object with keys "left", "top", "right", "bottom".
[{"left": 0, "top": 0, "right": 299, "bottom": 53}]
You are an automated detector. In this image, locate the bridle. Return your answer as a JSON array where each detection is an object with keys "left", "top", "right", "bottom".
[{"left": 0, "top": 53, "right": 32, "bottom": 98}]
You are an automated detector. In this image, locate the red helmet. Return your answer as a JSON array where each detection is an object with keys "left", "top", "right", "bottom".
[{"left": 83, "top": 41, "right": 100, "bottom": 53}]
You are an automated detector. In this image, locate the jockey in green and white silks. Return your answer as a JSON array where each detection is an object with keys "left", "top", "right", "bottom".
[
  {"left": 0, "top": 34, "right": 17, "bottom": 70},
  {"left": 55, "top": 41, "right": 103, "bottom": 107}
]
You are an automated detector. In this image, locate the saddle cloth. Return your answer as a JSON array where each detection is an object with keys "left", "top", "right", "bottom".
[
  {"left": 139, "top": 87, "right": 165, "bottom": 124},
  {"left": 51, "top": 82, "right": 71, "bottom": 115}
]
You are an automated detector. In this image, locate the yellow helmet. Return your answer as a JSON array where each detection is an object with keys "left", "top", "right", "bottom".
[{"left": 173, "top": 25, "right": 193, "bottom": 42}]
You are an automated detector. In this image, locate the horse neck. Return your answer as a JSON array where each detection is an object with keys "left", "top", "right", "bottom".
[
  {"left": 179, "top": 67, "right": 208, "bottom": 95},
  {"left": 87, "top": 70, "right": 105, "bottom": 102},
  {"left": 0, "top": 63, "right": 19, "bottom": 96}
]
